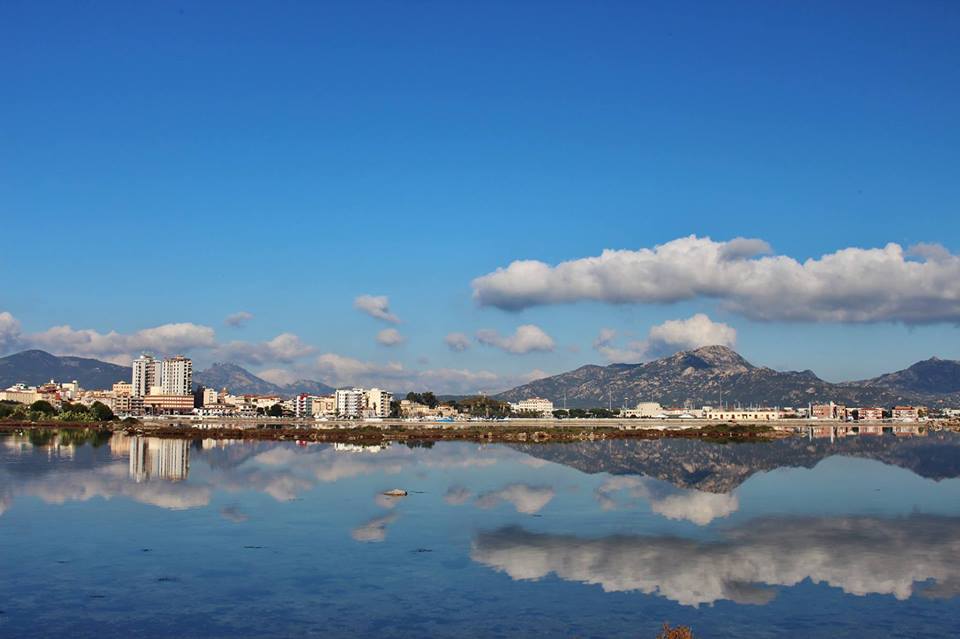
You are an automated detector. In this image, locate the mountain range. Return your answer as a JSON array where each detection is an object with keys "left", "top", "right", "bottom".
[
  {"left": 0, "top": 351, "right": 333, "bottom": 397},
  {"left": 2, "top": 346, "right": 959, "bottom": 406},
  {"left": 496, "top": 345, "right": 960, "bottom": 408},
  {"left": 193, "top": 362, "right": 334, "bottom": 396}
]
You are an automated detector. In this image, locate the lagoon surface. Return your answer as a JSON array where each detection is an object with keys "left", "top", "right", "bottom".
[{"left": 2, "top": 431, "right": 960, "bottom": 638}]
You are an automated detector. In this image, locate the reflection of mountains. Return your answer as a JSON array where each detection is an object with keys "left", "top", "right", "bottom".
[
  {"left": 511, "top": 432, "right": 960, "bottom": 493},
  {"left": 472, "top": 514, "right": 960, "bottom": 606}
]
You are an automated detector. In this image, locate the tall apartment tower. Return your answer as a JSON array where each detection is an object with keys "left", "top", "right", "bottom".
[
  {"left": 131, "top": 355, "right": 161, "bottom": 397},
  {"left": 335, "top": 388, "right": 365, "bottom": 418},
  {"left": 161, "top": 356, "right": 193, "bottom": 396}
]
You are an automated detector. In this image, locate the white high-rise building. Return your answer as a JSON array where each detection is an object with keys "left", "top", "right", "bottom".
[
  {"left": 131, "top": 355, "right": 161, "bottom": 398},
  {"left": 365, "top": 388, "right": 393, "bottom": 418},
  {"left": 160, "top": 356, "right": 193, "bottom": 396},
  {"left": 336, "top": 388, "right": 365, "bottom": 418}
]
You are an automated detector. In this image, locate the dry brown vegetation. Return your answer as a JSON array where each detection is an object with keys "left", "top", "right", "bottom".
[{"left": 656, "top": 623, "right": 694, "bottom": 639}]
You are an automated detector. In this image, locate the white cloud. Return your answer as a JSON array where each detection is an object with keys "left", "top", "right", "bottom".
[
  {"left": 224, "top": 311, "right": 254, "bottom": 327},
  {"left": 592, "top": 328, "right": 617, "bottom": 350},
  {"left": 376, "top": 328, "right": 405, "bottom": 347},
  {"left": 476, "top": 483, "right": 555, "bottom": 514},
  {"left": 476, "top": 324, "right": 555, "bottom": 354},
  {"left": 444, "top": 332, "right": 471, "bottom": 352},
  {"left": 354, "top": 295, "right": 400, "bottom": 323},
  {"left": 215, "top": 333, "right": 315, "bottom": 365},
  {"left": 646, "top": 313, "right": 736, "bottom": 357},
  {"left": 27, "top": 322, "right": 217, "bottom": 364},
  {"left": 310, "top": 352, "right": 514, "bottom": 394},
  {"left": 471, "top": 515, "right": 960, "bottom": 606},
  {"left": 472, "top": 235, "right": 960, "bottom": 324},
  {"left": 0, "top": 309, "right": 316, "bottom": 368},
  {"left": 593, "top": 314, "right": 736, "bottom": 363},
  {"left": 0, "top": 312, "right": 22, "bottom": 353},
  {"left": 256, "top": 368, "right": 299, "bottom": 386}
]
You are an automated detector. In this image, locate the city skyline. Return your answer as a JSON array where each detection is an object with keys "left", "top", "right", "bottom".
[{"left": 3, "top": 2, "right": 960, "bottom": 393}]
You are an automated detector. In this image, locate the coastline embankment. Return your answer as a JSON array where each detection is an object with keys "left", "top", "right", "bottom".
[{"left": 3, "top": 417, "right": 954, "bottom": 444}]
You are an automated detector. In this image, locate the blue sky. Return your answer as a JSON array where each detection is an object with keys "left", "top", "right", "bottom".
[{"left": 2, "top": 1, "right": 959, "bottom": 392}]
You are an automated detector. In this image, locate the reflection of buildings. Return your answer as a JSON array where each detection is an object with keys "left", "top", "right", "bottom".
[
  {"left": 129, "top": 437, "right": 190, "bottom": 482},
  {"left": 807, "top": 424, "right": 927, "bottom": 441},
  {"left": 333, "top": 443, "right": 390, "bottom": 453}
]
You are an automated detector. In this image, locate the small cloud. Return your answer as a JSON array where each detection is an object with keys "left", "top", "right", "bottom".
[
  {"left": 354, "top": 295, "right": 400, "bottom": 323},
  {"left": 224, "top": 311, "right": 254, "bottom": 328},
  {"left": 351, "top": 513, "right": 398, "bottom": 543},
  {"left": 444, "top": 332, "right": 471, "bottom": 352},
  {"left": 593, "top": 314, "right": 736, "bottom": 363},
  {"left": 476, "top": 324, "right": 555, "bottom": 354},
  {"left": 376, "top": 328, "right": 405, "bottom": 347},
  {"left": 444, "top": 486, "right": 473, "bottom": 505},
  {"left": 476, "top": 483, "right": 555, "bottom": 514},
  {"left": 221, "top": 505, "right": 249, "bottom": 523},
  {"left": 592, "top": 328, "right": 617, "bottom": 350}
]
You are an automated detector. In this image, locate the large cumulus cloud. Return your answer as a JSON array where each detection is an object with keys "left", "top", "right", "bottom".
[{"left": 472, "top": 235, "right": 960, "bottom": 324}]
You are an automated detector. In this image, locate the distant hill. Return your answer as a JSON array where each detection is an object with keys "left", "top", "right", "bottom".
[
  {"left": 852, "top": 357, "right": 960, "bottom": 396},
  {"left": 194, "top": 362, "right": 334, "bottom": 396},
  {"left": 0, "top": 350, "right": 334, "bottom": 397},
  {"left": 0, "top": 350, "right": 129, "bottom": 390},
  {"left": 496, "top": 345, "right": 960, "bottom": 408}
]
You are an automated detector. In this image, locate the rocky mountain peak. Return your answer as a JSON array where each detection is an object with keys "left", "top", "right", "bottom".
[{"left": 676, "top": 345, "right": 753, "bottom": 373}]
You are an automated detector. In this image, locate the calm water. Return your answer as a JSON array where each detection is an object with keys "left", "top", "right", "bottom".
[{"left": 2, "top": 430, "right": 960, "bottom": 638}]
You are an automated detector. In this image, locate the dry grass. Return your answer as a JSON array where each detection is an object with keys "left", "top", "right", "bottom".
[{"left": 656, "top": 623, "right": 694, "bottom": 639}]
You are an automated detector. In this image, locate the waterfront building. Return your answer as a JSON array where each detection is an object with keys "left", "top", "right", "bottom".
[
  {"left": 336, "top": 388, "right": 365, "bottom": 418},
  {"left": 160, "top": 355, "right": 192, "bottom": 396},
  {"left": 0, "top": 384, "right": 41, "bottom": 405},
  {"left": 620, "top": 401, "right": 665, "bottom": 418},
  {"left": 143, "top": 394, "right": 195, "bottom": 415},
  {"left": 510, "top": 397, "right": 554, "bottom": 417},
  {"left": 201, "top": 388, "right": 218, "bottom": 407},
  {"left": 294, "top": 393, "right": 316, "bottom": 418},
  {"left": 365, "top": 388, "right": 393, "bottom": 418},
  {"left": 112, "top": 394, "right": 144, "bottom": 416},
  {"left": 703, "top": 408, "right": 784, "bottom": 421},
  {"left": 854, "top": 407, "right": 884, "bottom": 421},
  {"left": 811, "top": 402, "right": 846, "bottom": 420},
  {"left": 310, "top": 395, "right": 337, "bottom": 417},
  {"left": 399, "top": 400, "right": 458, "bottom": 418},
  {"left": 112, "top": 381, "right": 133, "bottom": 396},
  {"left": 892, "top": 406, "right": 920, "bottom": 421},
  {"left": 131, "top": 355, "right": 161, "bottom": 397}
]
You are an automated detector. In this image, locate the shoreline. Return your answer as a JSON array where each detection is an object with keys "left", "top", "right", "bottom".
[{"left": 0, "top": 419, "right": 800, "bottom": 444}]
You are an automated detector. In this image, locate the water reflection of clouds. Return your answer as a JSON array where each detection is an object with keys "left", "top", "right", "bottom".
[
  {"left": 444, "top": 485, "right": 473, "bottom": 505},
  {"left": 0, "top": 438, "right": 532, "bottom": 516},
  {"left": 595, "top": 476, "right": 739, "bottom": 526},
  {"left": 0, "top": 463, "right": 213, "bottom": 511},
  {"left": 476, "top": 484, "right": 555, "bottom": 514},
  {"left": 471, "top": 515, "right": 960, "bottom": 606},
  {"left": 352, "top": 513, "right": 399, "bottom": 543}
]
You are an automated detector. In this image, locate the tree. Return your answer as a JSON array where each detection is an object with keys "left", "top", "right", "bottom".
[
  {"left": 90, "top": 401, "right": 115, "bottom": 421},
  {"left": 60, "top": 402, "right": 90, "bottom": 414},
  {"left": 268, "top": 404, "right": 283, "bottom": 417},
  {"left": 29, "top": 400, "right": 57, "bottom": 416}
]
